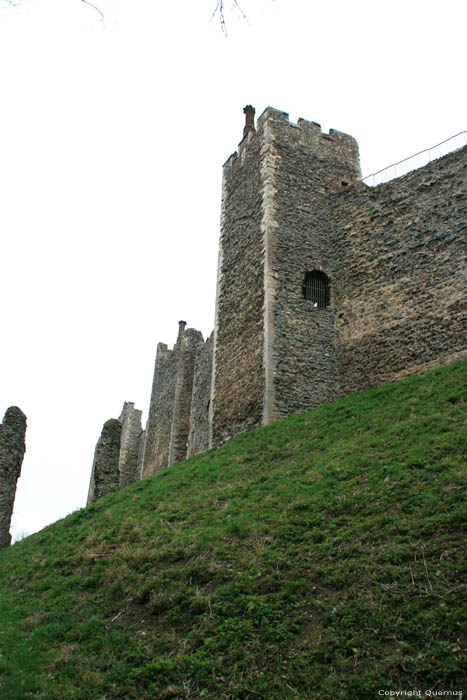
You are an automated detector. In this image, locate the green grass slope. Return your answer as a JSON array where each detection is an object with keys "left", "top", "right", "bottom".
[{"left": 1, "top": 362, "right": 466, "bottom": 700}]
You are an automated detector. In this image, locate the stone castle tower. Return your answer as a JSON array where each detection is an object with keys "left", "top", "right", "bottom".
[
  {"left": 88, "top": 105, "right": 466, "bottom": 500},
  {"left": 210, "top": 106, "right": 361, "bottom": 447}
]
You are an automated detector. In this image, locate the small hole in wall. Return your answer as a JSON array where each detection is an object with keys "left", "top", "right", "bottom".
[{"left": 206, "top": 398, "right": 211, "bottom": 415}]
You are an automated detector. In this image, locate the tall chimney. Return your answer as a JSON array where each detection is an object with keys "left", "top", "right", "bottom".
[
  {"left": 243, "top": 105, "right": 256, "bottom": 140},
  {"left": 177, "top": 320, "right": 187, "bottom": 343}
]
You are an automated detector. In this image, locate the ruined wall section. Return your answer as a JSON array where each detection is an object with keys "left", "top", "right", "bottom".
[
  {"left": 330, "top": 145, "right": 467, "bottom": 395},
  {"left": 187, "top": 333, "right": 213, "bottom": 457},
  {"left": 142, "top": 324, "right": 206, "bottom": 476},
  {"left": 168, "top": 329, "right": 204, "bottom": 466},
  {"left": 0, "top": 406, "right": 26, "bottom": 547},
  {"left": 87, "top": 418, "right": 121, "bottom": 506},
  {"left": 210, "top": 124, "right": 266, "bottom": 447},
  {"left": 118, "top": 402, "right": 144, "bottom": 488},
  {"left": 260, "top": 108, "right": 361, "bottom": 420}
]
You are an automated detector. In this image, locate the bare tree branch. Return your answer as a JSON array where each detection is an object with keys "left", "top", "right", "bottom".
[
  {"left": 212, "top": 0, "right": 248, "bottom": 36},
  {"left": 81, "top": 0, "right": 104, "bottom": 22}
]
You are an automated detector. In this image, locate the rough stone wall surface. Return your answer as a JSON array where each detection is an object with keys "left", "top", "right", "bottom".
[
  {"left": 168, "top": 329, "right": 204, "bottom": 466},
  {"left": 87, "top": 418, "right": 121, "bottom": 506},
  {"left": 0, "top": 407, "right": 26, "bottom": 547},
  {"left": 137, "top": 429, "right": 146, "bottom": 479},
  {"left": 141, "top": 342, "right": 177, "bottom": 477},
  {"left": 210, "top": 125, "right": 266, "bottom": 448},
  {"left": 116, "top": 107, "right": 467, "bottom": 481},
  {"left": 142, "top": 327, "right": 205, "bottom": 476},
  {"left": 211, "top": 105, "right": 465, "bottom": 442},
  {"left": 118, "top": 402, "right": 144, "bottom": 488},
  {"left": 261, "top": 108, "right": 361, "bottom": 420},
  {"left": 330, "top": 145, "right": 467, "bottom": 395},
  {"left": 187, "top": 333, "right": 213, "bottom": 457}
]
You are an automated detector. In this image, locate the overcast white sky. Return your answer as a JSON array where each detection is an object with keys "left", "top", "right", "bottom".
[{"left": 1, "top": 0, "right": 465, "bottom": 541}]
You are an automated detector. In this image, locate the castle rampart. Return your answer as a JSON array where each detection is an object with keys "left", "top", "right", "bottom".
[
  {"left": 88, "top": 105, "right": 466, "bottom": 496},
  {"left": 330, "top": 145, "right": 467, "bottom": 395},
  {"left": 0, "top": 406, "right": 26, "bottom": 547}
]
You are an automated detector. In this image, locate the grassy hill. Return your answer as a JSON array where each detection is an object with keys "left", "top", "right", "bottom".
[{"left": 0, "top": 362, "right": 466, "bottom": 700}]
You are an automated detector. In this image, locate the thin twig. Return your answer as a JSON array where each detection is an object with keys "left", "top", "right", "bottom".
[
  {"left": 81, "top": 0, "right": 104, "bottom": 22},
  {"left": 211, "top": 0, "right": 248, "bottom": 36}
]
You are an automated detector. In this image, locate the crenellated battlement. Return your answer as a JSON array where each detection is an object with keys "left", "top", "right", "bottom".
[{"left": 225, "top": 107, "right": 361, "bottom": 184}]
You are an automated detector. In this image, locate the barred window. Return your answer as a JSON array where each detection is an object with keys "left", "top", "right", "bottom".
[{"left": 303, "top": 270, "right": 330, "bottom": 308}]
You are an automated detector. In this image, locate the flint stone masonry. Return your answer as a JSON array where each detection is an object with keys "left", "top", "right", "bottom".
[
  {"left": 118, "top": 402, "right": 144, "bottom": 488},
  {"left": 329, "top": 145, "right": 467, "bottom": 394},
  {"left": 210, "top": 123, "right": 266, "bottom": 448},
  {"left": 210, "top": 106, "right": 466, "bottom": 442},
  {"left": 210, "top": 107, "right": 362, "bottom": 445},
  {"left": 142, "top": 325, "right": 204, "bottom": 477},
  {"left": 0, "top": 407, "right": 26, "bottom": 547},
  {"left": 89, "top": 105, "right": 466, "bottom": 490},
  {"left": 87, "top": 418, "right": 121, "bottom": 506},
  {"left": 187, "top": 333, "right": 213, "bottom": 457}
]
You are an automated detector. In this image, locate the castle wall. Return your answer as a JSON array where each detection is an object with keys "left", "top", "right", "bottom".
[
  {"left": 210, "top": 121, "right": 266, "bottom": 447},
  {"left": 330, "top": 145, "right": 467, "bottom": 394},
  {"left": 187, "top": 333, "right": 213, "bottom": 457},
  {"left": 211, "top": 106, "right": 465, "bottom": 441},
  {"left": 0, "top": 407, "right": 26, "bottom": 547},
  {"left": 118, "top": 402, "right": 144, "bottom": 488},
  {"left": 87, "top": 106, "right": 466, "bottom": 491},
  {"left": 142, "top": 325, "right": 205, "bottom": 476},
  {"left": 87, "top": 418, "right": 121, "bottom": 506}
]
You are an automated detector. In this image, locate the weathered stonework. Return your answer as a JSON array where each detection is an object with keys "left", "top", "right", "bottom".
[
  {"left": 187, "top": 333, "right": 213, "bottom": 457},
  {"left": 330, "top": 146, "right": 467, "bottom": 395},
  {"left": 210, "top": 107, "right": 363, "bottom": 444},
  {"left": 118, "top": 402, "right": 144, "bottom": 488},
  {"left": 88, "top": 105, "right": 466, "bottom": 490},
  {"left": 209, "top": 127, "right": 266, "bottom": 447},
  {"left": 209, "top": 107, "right": 466, "bottom": 439},
  {"left": 0, "top": 406, "right": 27, "bottom": 547},
  {"left": 87, "top": 418, "right": 121, "bottom": 506},
  {"left": 141, "top": 323, "right": 204, "bottom": 477}
]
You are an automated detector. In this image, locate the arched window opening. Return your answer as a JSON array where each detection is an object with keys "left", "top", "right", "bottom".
[{"left": 303, "top": 270, "right": 330, "bottom": 308}]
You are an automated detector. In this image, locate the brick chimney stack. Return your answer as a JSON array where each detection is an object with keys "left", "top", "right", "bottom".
[
  {"left": 243, "top": 105, "right": 256, "bottom": 140},
  {"left": 177, "top": 320, "right": 187, "bottom": 343}
]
